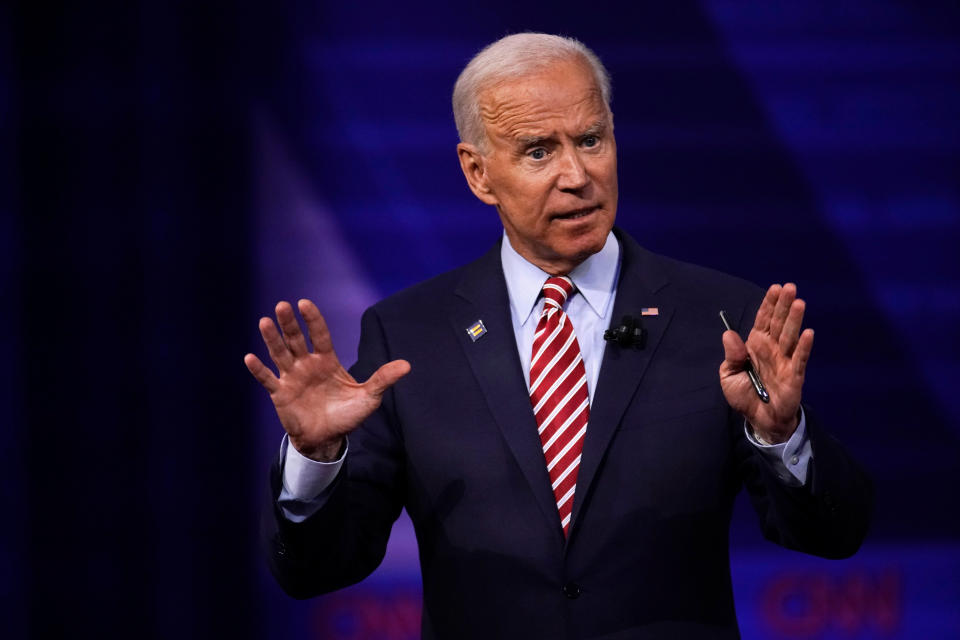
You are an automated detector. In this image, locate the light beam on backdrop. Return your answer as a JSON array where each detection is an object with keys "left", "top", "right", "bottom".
[{"left": 253, "top": 117, "right": 422, "bottom": 638}]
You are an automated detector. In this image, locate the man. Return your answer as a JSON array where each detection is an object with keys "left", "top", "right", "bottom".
[{"left": 245, "top": 33, "right": 872, "bottom": 639}]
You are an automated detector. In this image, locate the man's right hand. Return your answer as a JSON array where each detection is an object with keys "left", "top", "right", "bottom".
[{"left": 244, "top": 299, "right": 411, "bottom": 461}]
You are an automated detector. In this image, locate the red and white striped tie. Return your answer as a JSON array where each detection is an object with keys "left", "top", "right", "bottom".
[{"left": 529, "top": 276, "right": 590, "bottom": 536}]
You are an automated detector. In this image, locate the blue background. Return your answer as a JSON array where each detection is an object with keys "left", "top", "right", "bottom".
[{"left": 3, "top": 1, "right": 959, "bottom": 638}]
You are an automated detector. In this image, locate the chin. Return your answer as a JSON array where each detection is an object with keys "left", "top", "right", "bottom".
[
  {"left": 572, "top": 224, "right": 611, "bottom": 253},
  {"left": 557, "top": 234, "right": 607, "bottom": 266}
]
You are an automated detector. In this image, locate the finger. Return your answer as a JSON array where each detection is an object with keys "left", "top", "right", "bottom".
[
  {"left": 244, "top": 353, "right": 280, "bottom": 393},
  {"left": 753, "top": 284, "right": 781, "bottom": 334},
  {"left": 793, "top": 328, "right": 814, "bottom": 377},
  {"left": 364, "top": 359, "right": 412, "bottom": 398},
  {"left": 719, "top": 330, "right": 748, "bottom": 376},
  {"left": 259, "top": 316, "right": 294, "bottom": 371},
  {"left": 778, "top": 298, "right": 806, "bottom": 357},
  {"left": 275, "top": 301, "right": 309, "bottom": 357},
  {"left": 298, "top": 299, "right": 336, "bottom": 357},
  {"left": 768, "top": 282, "right": 796, "bottom": 342}
]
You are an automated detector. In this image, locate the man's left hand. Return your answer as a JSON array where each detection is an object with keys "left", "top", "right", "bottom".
[{"left": 719, "top": 283, "right": 814, "bottom": 444}]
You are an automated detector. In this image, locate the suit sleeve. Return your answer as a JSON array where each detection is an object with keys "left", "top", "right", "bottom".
[
  {"left": 730, "top": 297, "right": 874, "bottom": 559},
  {"left": 261, "top": 306, "right": 407, "bottom": 598}
]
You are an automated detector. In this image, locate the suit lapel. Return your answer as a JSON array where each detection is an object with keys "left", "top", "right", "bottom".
[
  {"left": 446, "top": 232, "right": 678, "bottom": 545},
  {"left": 449, "top": 243, "right": 565, "bottom": 542},
  {"left": 568, "top": 231, "right": 675, "bottom": 541}
]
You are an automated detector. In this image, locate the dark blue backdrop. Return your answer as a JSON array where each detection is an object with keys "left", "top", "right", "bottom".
[{"left": 5, "top": 1, "right": 959, "bottom": 638}]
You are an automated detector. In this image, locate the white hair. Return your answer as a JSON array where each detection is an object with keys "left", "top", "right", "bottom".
[{"left": 452, "top": 33, "right": 612, "bottom": 149}]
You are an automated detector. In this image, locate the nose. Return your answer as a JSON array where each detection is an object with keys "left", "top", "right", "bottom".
[{"left": 556, "top": 148, "right": 589, "bottom": 192}]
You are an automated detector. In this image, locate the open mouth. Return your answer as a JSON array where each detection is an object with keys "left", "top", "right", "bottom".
[{"left": 554, "top": 206, "right": 599, "bottom": 221}]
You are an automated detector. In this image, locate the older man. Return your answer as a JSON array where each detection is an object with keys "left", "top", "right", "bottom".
[{"left": 246, "top": 33, "right": 871, "bottom": 639}]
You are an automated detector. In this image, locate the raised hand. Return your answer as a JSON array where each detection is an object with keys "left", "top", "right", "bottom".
[
  {"left": 244, "top": 299, "right": 411, "bottom": 461},
  {"left": 719, "top": 283, "right": 814, "bottom": 444}
]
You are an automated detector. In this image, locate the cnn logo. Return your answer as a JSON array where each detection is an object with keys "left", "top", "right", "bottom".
[{"left": 760, "top": 569, "right": 901, "bottom": 637}]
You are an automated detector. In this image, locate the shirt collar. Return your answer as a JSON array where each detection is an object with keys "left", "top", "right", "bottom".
[{"left": 500, "top": 230, "right": 621, "bottom": 327}]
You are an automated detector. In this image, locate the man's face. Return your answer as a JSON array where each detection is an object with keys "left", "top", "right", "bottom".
[{"left": 458, "top": 57, "right": 618, "bottom": 275}]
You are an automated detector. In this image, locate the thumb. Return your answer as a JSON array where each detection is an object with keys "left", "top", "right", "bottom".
[
  {"left": 364, "top": 359, "right": 412, "bottom": 397},
  {"left": 720, "top": 330, "right": 748, "bottom": 375}
]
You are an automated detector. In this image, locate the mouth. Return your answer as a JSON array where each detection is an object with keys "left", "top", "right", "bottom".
[{"left": 553, "top": 205, "right": 600, "bottom": 221}]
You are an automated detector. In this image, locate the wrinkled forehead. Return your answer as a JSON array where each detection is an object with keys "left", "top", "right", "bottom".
[{"left": 477, "top": 62, "right": 609, "bottom": 142}]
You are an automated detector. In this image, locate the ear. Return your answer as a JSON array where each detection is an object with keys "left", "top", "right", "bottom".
[{"left": 457, "top": 142, "right": 499, "bottom": 206}]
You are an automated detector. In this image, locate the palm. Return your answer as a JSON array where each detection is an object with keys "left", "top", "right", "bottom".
[
  {"left": 719, "top": 283, "right": 813, "bottom": 443},
  {"left": 244, "top": 299, "right": 410, "bottom": 459},
  {"left": 269, "top": 355, "right": 366, "bottom": 439}
]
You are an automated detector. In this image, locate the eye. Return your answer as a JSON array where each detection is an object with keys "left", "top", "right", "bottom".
[
  {"left": 529, "top": 148, "right": 547, "bottom": 160},
  {"left": 582, "top": 135, "right": 599, "bottom": 148}
]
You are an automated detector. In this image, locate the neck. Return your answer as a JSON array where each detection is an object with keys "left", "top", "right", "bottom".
[{"left": 507, "top": 243, "right": 588, "bottom": 277}]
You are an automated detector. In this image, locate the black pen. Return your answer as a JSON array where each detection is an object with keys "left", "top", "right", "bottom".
[{"left": 719, "top": 310, "right": 770, "bottom": 403}]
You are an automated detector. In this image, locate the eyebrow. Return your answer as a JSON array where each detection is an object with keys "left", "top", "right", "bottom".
[
  {"left": 516, "top": 134, "right": 549, "bottom": 148},
  {"left": 582, "top": 121, "right": 606, "bottom": 137},
  {"left": 514, "top": 120, "right": 608, "bottom": 148}
]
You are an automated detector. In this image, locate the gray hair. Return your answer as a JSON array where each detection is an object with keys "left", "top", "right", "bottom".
[{"left": 452, "top": 33, "right": 612, "bottom": 149}]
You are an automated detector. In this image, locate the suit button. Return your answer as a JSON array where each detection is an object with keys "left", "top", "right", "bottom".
[{"left": 563, "top": 582, "right": 582, "bottom": 599}]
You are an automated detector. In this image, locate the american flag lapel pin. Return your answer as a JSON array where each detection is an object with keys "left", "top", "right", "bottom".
[
  {"left": 641, "top": 307, "right": 659, "bottom": 317},
  {"left": 466, "top": 319, "right": 487, "bottom": 342}
]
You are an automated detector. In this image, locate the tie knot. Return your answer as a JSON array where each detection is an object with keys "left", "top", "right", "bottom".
[{"left": 542, "top": 276, "right": 575, "bottom": 310}]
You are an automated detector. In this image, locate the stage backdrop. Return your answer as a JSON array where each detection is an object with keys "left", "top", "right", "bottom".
[
  {"left": 250, "top": 3, "right": 959, "bottom": 639},
  {"left": 6, "top": 1, "right": 958, "bottom": 638}
]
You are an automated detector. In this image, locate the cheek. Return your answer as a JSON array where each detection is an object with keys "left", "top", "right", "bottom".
[
  {"left": 505, "top": 177, "right": 553, "bottom": 211},
  {"left": 589, "top": 155, "right": 617, "bottom": 186},
  {"left": 606, "top": 161, "right": 619, "bottom": 189}
]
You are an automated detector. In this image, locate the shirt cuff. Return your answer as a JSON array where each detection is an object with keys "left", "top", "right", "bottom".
[
  {"left": 743, "top": 408, "right": 812, "bottom": 486},
  {"left": 279, "top": 434, "right": 347, "bottom": 501}
]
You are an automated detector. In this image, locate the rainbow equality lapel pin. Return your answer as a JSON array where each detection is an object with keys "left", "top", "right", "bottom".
[
  {"left": 641, "top": 307, "right": 659, "bottom": 316},
  {"left": 465, "top": 319, "right": 487, "bottom": 342}
]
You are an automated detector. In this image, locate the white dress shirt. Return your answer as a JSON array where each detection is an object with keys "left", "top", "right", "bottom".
[{"left": 278, "top": 231, "right": 812, "bottom": 521}]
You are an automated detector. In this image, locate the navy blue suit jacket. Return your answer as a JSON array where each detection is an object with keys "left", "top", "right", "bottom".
[{"left": 263, "top": 228, "right": 872, "bottom": 639}]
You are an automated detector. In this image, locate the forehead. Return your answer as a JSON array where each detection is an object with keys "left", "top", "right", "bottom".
[{"left": 478, "top": 58, "right": 608, "bottom": 142}]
